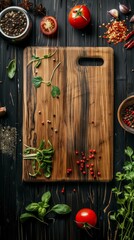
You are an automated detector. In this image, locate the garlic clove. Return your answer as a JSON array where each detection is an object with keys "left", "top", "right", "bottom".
[
  {"left": 0, "top": 106, "right": 6, "bottom": 117},
  {"left": 130, "top": 15, "right": 134, "bottom": 23},
  {"left": 107, "top": 9, "right": 119, "bottom": 18},
  {"left": 119, "top": 3, "right": 131, "bottom": 14}
]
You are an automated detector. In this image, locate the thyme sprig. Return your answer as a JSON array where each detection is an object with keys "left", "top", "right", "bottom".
[{"left": 110, "top": 146, "right": 134, "bottom": 240}]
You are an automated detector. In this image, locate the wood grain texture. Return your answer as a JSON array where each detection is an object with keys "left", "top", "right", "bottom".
[{"left": 23, "top": 47, "right": 114, "bottom": 182}]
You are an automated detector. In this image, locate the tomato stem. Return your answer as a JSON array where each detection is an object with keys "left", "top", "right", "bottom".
[{"left": 74, "top": 6, "right": 88, "bottom": 21}]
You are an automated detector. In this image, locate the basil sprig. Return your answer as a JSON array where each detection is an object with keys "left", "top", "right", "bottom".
[{"left": 20, "top": 191, "right": 71, "bottom": 224}]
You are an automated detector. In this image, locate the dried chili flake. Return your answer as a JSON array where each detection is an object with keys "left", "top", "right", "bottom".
[{"left": 102, "top": 20, "right": 128, "bottom": 44}]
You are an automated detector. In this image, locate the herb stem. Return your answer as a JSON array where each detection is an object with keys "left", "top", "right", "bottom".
[
  {"left": 27, "top": 49, "right": 57, "bottom": 66},
  {"left": 49, "top": 62, "right": 61, "bottom": 84}
]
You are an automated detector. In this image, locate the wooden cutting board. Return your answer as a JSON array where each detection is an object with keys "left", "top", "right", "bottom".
[{"left": 22, "top": 47, "right": 114, "bottom": 182}]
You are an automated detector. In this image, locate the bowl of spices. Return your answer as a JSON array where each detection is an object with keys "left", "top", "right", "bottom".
[
  {"left": 117, "top": 95, "right": 134, "bottom": 134},
  {"left": 0, "top": 6, "right": 32, "bottom": 42}
]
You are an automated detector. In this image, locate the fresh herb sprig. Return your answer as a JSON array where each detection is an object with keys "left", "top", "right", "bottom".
[
  {"left": 7, "top": 59, "right": 16, "bottom": 79},
  {"left": 20, "top": 191, "right": 71, "bottom": 224},
  {"left": 28, "top": 49, "right": 57, "bottom": 68},
  {"left": 110, "top": 146, "right": 134, "bottom": 240},
  {"left": 32, "top": 62, "right": 61, "bottom": 98},
  {"left": 23, "top": 140, "right": 54, "bottom": 178}
]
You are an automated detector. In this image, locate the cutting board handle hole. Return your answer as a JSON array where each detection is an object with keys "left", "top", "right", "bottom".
[{"left": 78, "top": 57, "right": 104, "bottom": 66}]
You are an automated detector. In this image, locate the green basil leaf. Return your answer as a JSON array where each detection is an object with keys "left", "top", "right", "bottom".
[
  {"left": 25, "top": 202, "right": 39, "bottom": 212},
  {"left": 51, "top": 86, "right": 60, "bottom": 98},
  {"left": 7, "top": 59, "right": 16, "bottom": 79},
  {"left": 38, "top": 207, "right": 46, "bottom": 218},
  {"left": 20, "top": 212, "right": 37, "bottom": 223},
  {"left": 41, "top": 191, "right": 51, "bottom": 203},
  {"left": 32, "top": 76, "right": 43, "bottom": 88},
  {"left": 51, "top": 204, "right": 71, "bottom": 214}
]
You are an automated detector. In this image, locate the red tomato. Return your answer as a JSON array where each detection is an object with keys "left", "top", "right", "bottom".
[
  {"left": 68, "top": 5, "right": 91, "bottom": 29},
  {"left": 40, "top": 16, "right": 58, "bottom": 36},
  {"left": 75, "top": 208, "right": 97, "bottom": 228}
]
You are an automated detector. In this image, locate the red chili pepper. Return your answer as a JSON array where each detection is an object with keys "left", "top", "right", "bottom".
[
  {"left": 124, "top": 39, "right": 133, "bottom": 48},
  {"left": 125, "top": 30, "right": 134, "bottom": 41},
  {"left": 126, "top": 39, "right": 134, "bottom": 49}
]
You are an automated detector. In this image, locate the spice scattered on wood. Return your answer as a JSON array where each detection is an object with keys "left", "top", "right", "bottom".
[
  {"left": 101, "top": 20, "right": 128, "bottom": 44},
  {"left": 47, "top": 120, "right": 51, "bottom": 124},
  {"left": 71, "top": 149, "right": 101, "bottom": 179}
]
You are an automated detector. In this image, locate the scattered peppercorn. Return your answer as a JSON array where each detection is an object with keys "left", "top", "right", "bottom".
[
  {"left": 0, "top": 10, "right": 27, "bottom": 37},
  {"left": 122, "top": 104, "right": 134, "bottom": 128}
]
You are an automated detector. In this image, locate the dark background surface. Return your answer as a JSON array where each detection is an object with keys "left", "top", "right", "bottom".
[{"left": 0, "top": 0, "right": 134, "bottom": 239}]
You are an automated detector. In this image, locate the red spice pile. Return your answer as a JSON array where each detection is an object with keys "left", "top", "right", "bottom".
[
  {"left": 102, "top": 20, "right": 128, "bottom": 44},
  {"left": 122, "top": 105, "right": 134, "bottom": 128}
]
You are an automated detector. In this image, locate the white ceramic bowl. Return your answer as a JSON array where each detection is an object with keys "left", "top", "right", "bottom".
[{"left": 0, "top": 6, "right": 32, "bottom": 42}]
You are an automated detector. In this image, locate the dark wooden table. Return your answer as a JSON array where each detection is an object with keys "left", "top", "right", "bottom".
[{"left": 0, "top": 1, "right": 134, "bottom": 239}]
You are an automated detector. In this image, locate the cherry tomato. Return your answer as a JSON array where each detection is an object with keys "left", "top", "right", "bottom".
[
  {"left": 68, "top": 5, "right": 91, "bottom": 29},
  {"left": 75, "top": 208, "right": 97, "bottom": 228},
  {"left": 40, "top": 16, "right": 58, "bottom": 36}
]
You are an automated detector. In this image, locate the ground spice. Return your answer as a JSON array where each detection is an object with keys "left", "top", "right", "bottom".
[
  {"left": 0, "top": 125, "right": 17, "bottom": 159},
  {"left": 102, "top": 20, "right": 128, "bottom": 44}
]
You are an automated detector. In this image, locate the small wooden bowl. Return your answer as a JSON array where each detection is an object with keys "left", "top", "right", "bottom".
[{"left": 117, "top": 95, "right": 134, "bottom": 134}]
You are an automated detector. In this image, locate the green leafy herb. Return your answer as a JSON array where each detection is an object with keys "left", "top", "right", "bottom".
[
  {"left": 32, "top": 62, "right": 61, "bottom": 98},
  {"left": 51, "top": 86, "right": 60, "bottom": 98},
  {"left": 20, "top": 191, "right": 71, "bottom": 224},
  {"left": 7, "top": 59, "right": 16, "bottom": 79},
  {"left": 23, "top": 139, "right": 54, "bottom": 178},
  {"left": 32, "top": 76, "right": 44, "bottom": 88},
  {"left": 28, "top": 49, "right": 57, "bottom": 68},
  {"left": 110, "top": 146, "right": 134, "bottom": 240}
]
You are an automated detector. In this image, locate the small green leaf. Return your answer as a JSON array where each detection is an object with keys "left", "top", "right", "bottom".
[
  {"left": 32, "top": 55, "right": 40, "bottom": 60},
  {"left": 25, "top": 202, "right": 39, "bottom": 212},
  {"left": 51, "top": 86, "right": 60, "bottom": 98},
  {"left": 20, "top": 213, "right": 37, "bottom": 223},
  {"left": 7, "top": 59, "right": 16, "bottom": 79},
  {"left": 44, "top": 169, "right": 51, "bottom": 178},
  {"left": 117, "top": 198, "right": 126, "bottom": 205},
  {"left": 38, "top": 207, "right": 46, "bottom": 218},
  {"left": 32, "top": 76, "right": 43, "bottom": 88},
  {"left": 110, "top": 213, "right": 116, "bottom": 221},
  {"left": 125, "top": 146, "right": 133, "bottom": 158},
  {"left": 39, "top": 140, "right": 45, "bottom": 150},
  {"left": 51, "top": 204, "right": 71, "bottom": 214},
  {"left": 41, "top": 191, "right": 51, "bottom": 203}
]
